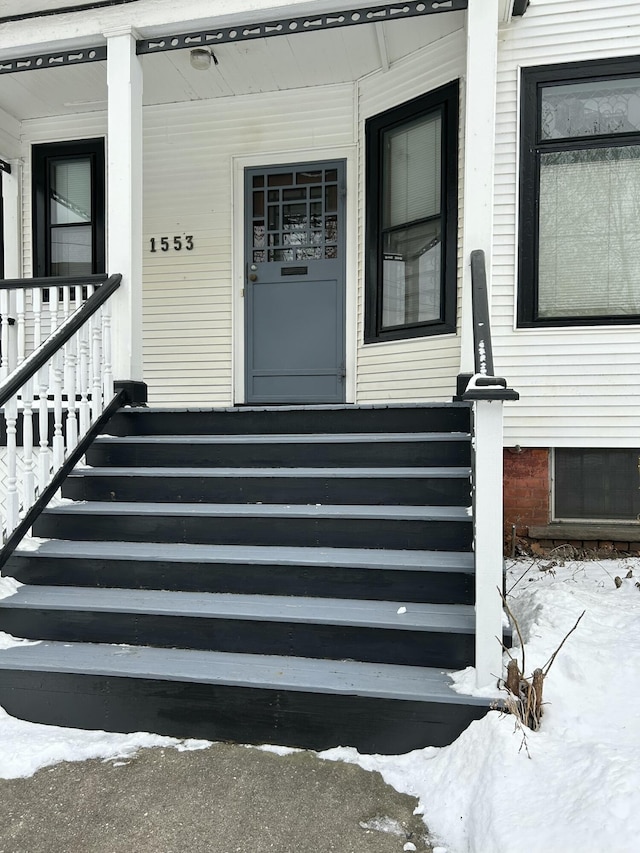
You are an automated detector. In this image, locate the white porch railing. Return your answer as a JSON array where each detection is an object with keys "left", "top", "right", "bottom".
[
  {"left": 462, "top": 250, "right": 519, "bottom": 689},
  {"left": 0, "top": 274, "right": 108, "bottom": 378},
  {"left": 0, "top": 273, "right": 122, "bottom": 550}
]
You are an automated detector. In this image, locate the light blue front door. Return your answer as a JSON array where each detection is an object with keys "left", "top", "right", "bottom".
[{"left": 245, "top": 161, "right": 346, "bottom": 404}]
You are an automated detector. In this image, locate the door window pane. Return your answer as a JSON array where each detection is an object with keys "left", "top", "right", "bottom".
[
  {"left": 268, "top": 172, "right": 293, "bottom": 187},
  {"left": 283, "top": 203, "right": 306, "bottom": 231},
  {"left": 538, "top": 145, "right": 640, "bottom": 318},
  {"left": 250, "top": 165, "right": 342, "bottom": 262}
]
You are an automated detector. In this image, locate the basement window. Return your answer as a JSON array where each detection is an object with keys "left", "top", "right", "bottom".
[{"left": 554, "top": 448, "right": 640, "bottom": 520}]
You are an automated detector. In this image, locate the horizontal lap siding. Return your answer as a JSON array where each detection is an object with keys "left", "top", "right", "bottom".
[
  {"left": 143, "top": 85, "right": 354, "bottom": 406},
  {"left": 495, "top": 0, "right": 640, "bottom": 447},
  {"left": 356, "top": 30, "right": 465, "bottom": 403}
]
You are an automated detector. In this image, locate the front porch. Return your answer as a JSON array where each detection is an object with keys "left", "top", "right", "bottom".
[
  {"left": 0, "top": 0, "right": 501, "bottom": 408},
  {"left": 0, "top": 0, "right": 517, "bottom": 750}
]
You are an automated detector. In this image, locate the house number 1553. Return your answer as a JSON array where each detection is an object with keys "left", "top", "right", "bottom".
[{"left": 150, "top": 235, "right": 194, "bottom": 252}]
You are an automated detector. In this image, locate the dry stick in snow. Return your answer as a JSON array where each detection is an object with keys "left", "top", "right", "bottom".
[{"left": 499, "top": 587, "right": 586, "bottom": 730}]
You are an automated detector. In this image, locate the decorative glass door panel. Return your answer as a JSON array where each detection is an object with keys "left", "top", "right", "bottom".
[{"left": 245, "top": 162, "right": 346, "bottom": 404}]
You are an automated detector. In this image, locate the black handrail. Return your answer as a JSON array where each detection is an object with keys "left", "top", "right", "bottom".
[
  {"left": 0, "top": 273, "right": 122, "bottom": 409},
  {"left": 462, "top": 251, "right": 518, "bottom": 402},
  {"left": 0, "top": 273, "right": 108, "bottom": 291},
  {"left": 470, "top": 249, "right": 495, "bottom": 377}
]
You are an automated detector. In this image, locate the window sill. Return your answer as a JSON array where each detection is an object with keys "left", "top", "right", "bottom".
[{"left": 529, "top": 522, "right": 640, "bottom": 542}]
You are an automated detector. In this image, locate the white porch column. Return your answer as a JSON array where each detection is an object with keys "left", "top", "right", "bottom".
[
  {"left": 1, "top": 162, "right": 21, "bottom": 279},
  {"left": 460, "top": 0, "right": 500, "bottom": 373},
  {"left": 105, "top": 27, "right": 143, "bottom": 384},
  {"left": 473, "top": 398, "right": 506, "bottom": 688}
]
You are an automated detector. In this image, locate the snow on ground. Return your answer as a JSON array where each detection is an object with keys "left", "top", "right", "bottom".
[
  {"left": 321, "top": 556, "right": 640, "bottom": 853},
  {"left": 1, "top": 557, "right": 639, "bottom": 851}
]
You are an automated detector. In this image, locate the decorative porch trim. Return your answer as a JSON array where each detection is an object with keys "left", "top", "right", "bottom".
[
  {"left": 136, "top": 1, "right": 468, "bottom": 55},
  {"left": 0, "top": 46, "right": 106, "bottom": 75},
  {"left": 0, "top": 160, "right": 11, "bottom": 174},
  {"left": 0, "top": 1, "right": 466, "bottom": 74}
]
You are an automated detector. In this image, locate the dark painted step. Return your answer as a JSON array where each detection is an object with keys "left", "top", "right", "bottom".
[
  {"left": 63, "top": 466, "right": 471, "bottom": 506},
  {"left": 0, "top": 642, "right": 491, "bottom": 753},
  {"left": 106, "top": 403, "right": 472, "bottom": 437},
  {"left": 5, "top": 542, "right": 475, "bottom": 604},
  {"left": 0, "top": 587, "right": 474, "bottom": 669},
  {"left": 85, "top": 433, "right": 471, "bottom": 468},
  {"left": 33, "top": 503, "right": 473, "bottom": 551}
]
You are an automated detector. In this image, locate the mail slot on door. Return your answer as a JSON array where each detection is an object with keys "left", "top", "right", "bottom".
[{"left": 281, "top": 267, "right": 308, "bottom": 276}]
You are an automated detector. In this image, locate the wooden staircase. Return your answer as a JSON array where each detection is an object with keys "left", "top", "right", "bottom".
[{"left": 0, "top": 403, "right": 492, "bottom": 754}]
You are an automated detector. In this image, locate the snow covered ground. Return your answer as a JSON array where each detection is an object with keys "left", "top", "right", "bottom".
[{"left": 1, "top": 557, "right": 639, "bottom": 852}]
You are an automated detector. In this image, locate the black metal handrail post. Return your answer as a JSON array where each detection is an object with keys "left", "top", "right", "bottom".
[{"left": 462, "top": 250, "right": 518, "bottom": 402}]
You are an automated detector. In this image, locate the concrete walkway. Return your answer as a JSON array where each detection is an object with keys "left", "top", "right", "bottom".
[{"left": 0, "top": 743, "right": 433, "bottom": 853}]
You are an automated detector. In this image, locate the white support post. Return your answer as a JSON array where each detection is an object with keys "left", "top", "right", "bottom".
[
  {"left": 473, "top": 399, "right": 506, "bottom": 688},
  {"left": 1, "top": 161, "right": 21, "bottom": 280},
  {"left": 105, "top": 27, "right": 143, "bottom": 384},
  {"left": 460, "top": 0, "right": 500, "bottom": 373}
]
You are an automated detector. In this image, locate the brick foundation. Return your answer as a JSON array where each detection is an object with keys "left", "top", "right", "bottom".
[
  {"left": 503, "top": 447, "right": 550, "bottom": 549},
  {"left": 502, "top": 448, "right": 640, "bottom": 557}
]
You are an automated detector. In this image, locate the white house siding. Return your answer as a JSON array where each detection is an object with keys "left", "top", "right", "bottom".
[
  {"left": 18, "top": 87, "right": 354, "bottom": 406},
  {"left": 495, "top": 0, "right": 640, "bottom": 447},
  {"left": 142, "top": 84, "right": 354, "bottom": 406},
  {"left": 355, "top": 28, "right": 466, "bottom": 403}
]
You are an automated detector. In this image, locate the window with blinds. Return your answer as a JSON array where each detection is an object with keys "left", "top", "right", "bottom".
[
  {"left": 365, "top": 82, "right": 458, "bottom": 342},
  {"left": 32, "top": 139, "right": 105, "bottom": 279},
  {"left": 518, "top": 59, "right": 640, "bottom": 327}
]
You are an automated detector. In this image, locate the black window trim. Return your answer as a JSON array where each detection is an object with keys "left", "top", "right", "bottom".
[
  {"left": 364, "top": 80, "right": 459, "bottom": 343},
  {"left": 518, "top": 56, "right": 640, "bottom": 329},
  {"left": 32, "top": 137, "right": 106, "bottom": 279}
]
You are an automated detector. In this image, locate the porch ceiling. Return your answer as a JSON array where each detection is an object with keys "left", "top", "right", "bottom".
[{"left": 0, "top": 11, "right": 463, "bottom": 122}]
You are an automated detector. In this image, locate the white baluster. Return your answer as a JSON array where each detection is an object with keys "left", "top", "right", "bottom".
[
  {"left": 7, "top": 289, "right": 17, "bottom": 373},
  {"left": 49, "top": 283, "right": 59, "bottom": 338},
  {"left": 90, "top": 311, "right": 103, "bottom": 420},
  {"left": 22, "top": 377, "right": 36, "bottom": 510},
  {"left": 37, "top": 363, "right": 51, "bottom": 493},
  {"left": 52, "top": 349, "right": 65, "bottom": 470},
  {"left": 62, "top": 284, "right": 71, "bottom": 321},
  {"left": 79, "top": 323, "right": 91, "bottom": 435},
  {"left": 0, "top": 289, "right": 9, "bottom": 380},
  {"left": 16, "top": 288, "right": 25, "bottom": 365},
  {"left": 102, "top": 302, "right": 113, "bottom": 402},
  {"left": 65, "top": 331, "right": 79, "bottom": 453},
  {"left": 33, "top": 287, "right": 43, "bottom": 350},
  {"left": 4, "top": 395, "right": 19, "bottom": 535}
]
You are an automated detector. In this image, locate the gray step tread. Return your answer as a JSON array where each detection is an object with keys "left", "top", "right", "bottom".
[
  {"left": 13, "top": 540, "right": 475, "bottom": 572},
  {"left": 43, "top": 502, "right": 472, "bottom": 521},
  {"left": 0, "top": 641, "right": 488, "bottom": 705},
  {"left": 71, "top": 466, "right": 471, "bottom": 479},
  {"left": 1, "top": 586, "right": 474, "bottom": 633},
  {"left": 94, "top": 432, "right": 469, "bottom": 444},
  {"left": 120, "top": 403, "right": 469, "bottom": 413}
]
